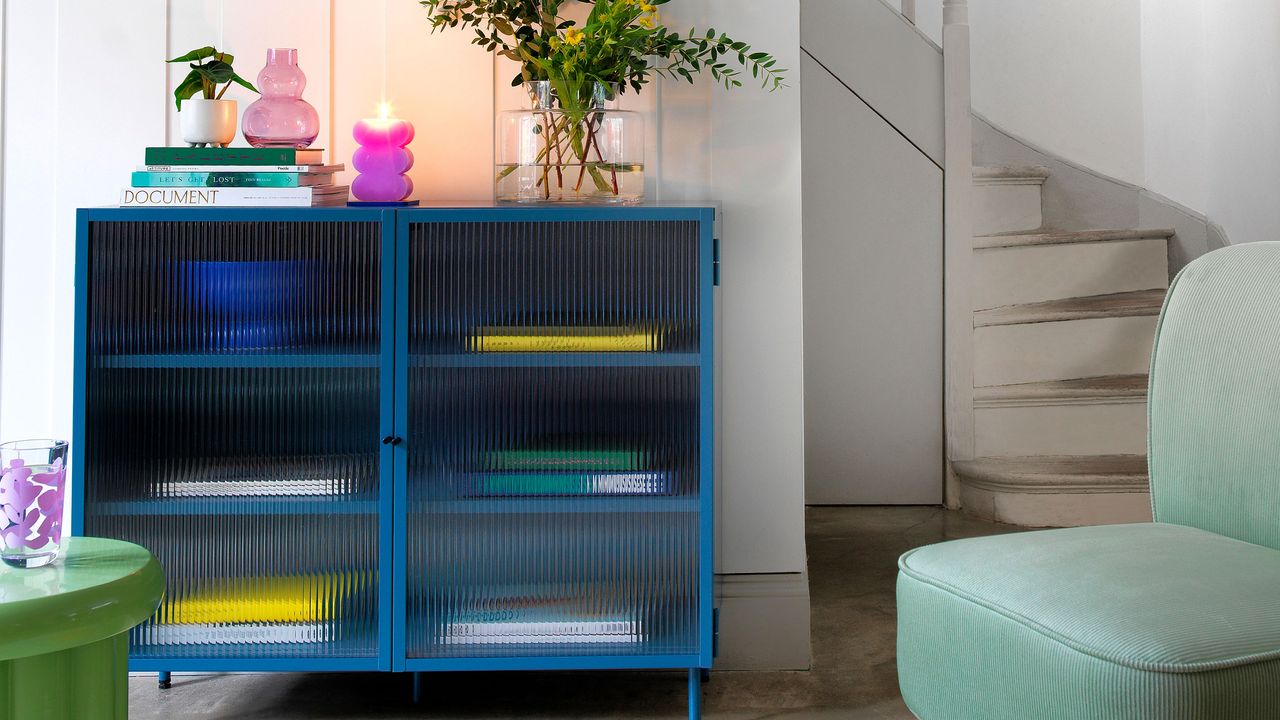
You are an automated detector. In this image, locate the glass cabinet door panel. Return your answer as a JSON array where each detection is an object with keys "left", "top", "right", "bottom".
[
  {"left": 404, "top": 219, "right": 703, "bottom": 660},
  {"left": 410, "top": 220, "right": 700, "bottom": 355},
  {"left": 82, "top": 219, "right": 385, "bottom": 659}
]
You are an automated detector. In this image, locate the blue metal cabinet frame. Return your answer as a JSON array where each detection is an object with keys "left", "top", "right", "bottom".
[{"left": 72, "top": 206, "right": 715, "bottom": 718}]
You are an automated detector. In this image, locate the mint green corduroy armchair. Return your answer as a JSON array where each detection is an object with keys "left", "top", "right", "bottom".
[{"left": 896, "top": 242, "right": 1280, "bottom": 719}]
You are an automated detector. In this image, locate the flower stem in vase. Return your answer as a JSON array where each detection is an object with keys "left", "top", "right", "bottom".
[
  {"left": 574, "top": 115, "right": 614, "bottom": 195},
  {"left": 588, "top": 110, "right": 621, "bottom": 195}
]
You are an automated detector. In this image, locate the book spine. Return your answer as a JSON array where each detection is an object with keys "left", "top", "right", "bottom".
[
  {"left": 120, "top": 187, "right": 314, "bottom": 207},
  {"left": 132, "top": 171, "right": 302, "bottom": 188},
  {"left": 487, "top": 449, "right": 646, "bottom": 471},
  {"left": 142, "top": 165, "right": 328, "bottom": 173},
  {"left": 144, "top": 147, "right": 298, "bottom": 165},
  {"left": 471, "top": 470, "right": 671, "bottom": 496}
]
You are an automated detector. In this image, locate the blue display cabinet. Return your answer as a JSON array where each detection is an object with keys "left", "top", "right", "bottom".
[{"left": 72, "top": 206, "right": 716, "bottom": 718}]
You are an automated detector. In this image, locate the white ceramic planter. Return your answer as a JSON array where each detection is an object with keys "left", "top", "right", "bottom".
[{"left": 179, "top": 98, "right": 238, "bottom": 147}]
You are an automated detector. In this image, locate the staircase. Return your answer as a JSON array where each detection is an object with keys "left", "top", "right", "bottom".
[{"left": 954, "top": 165, "right": 1173, "bottom": 526}]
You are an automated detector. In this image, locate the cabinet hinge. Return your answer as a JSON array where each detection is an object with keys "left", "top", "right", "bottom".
[
  {"left": 712, "top": 238, "right": 721, "bottom": 286},
  {"left": 712, "top": 608, "right": 720, "bottom": 658}
]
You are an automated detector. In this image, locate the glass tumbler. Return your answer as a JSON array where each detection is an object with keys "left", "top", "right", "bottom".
[{"left": 0, "top": 439, "right": 68, "bottom": 568}]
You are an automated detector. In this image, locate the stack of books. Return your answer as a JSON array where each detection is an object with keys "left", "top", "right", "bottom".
[
  {"left": 469, "top": 325, "right": 666, "bottom": 352},
  {"left": 121, "top": 147, "right": 348, "bottom": 207},
  {"left": 152, "top": 572, "right": 353, "bottom": 646},
  {"left": 466, "top": 448, "right": 672, "bottom": 497},
  {"left": 442, "top": 608, "right": 642, "bottom": 646}
]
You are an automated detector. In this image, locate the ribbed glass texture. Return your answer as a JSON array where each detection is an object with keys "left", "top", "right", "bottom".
[
  {"left": 405, "top": 220, "right": 702, "bottom": 658},
  {"left": 83, "top": 220, "right": 382, "bottom": 658}
]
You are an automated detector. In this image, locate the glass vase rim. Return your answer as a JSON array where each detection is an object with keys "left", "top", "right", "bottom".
[
  {"left": 523, "top": 80, "right": 622, "bottom": 109},
  {"left": 0, "top": 439, "right": 68, "bottom": 452},
  {"left": 266, "top": 47, "right": 299, "bottom": 64}
]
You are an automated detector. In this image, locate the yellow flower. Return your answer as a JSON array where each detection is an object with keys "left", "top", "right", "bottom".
[
  {"left": 549, "top": 36, "right": 561, "bottom": 50},
  {"left": 640, "top": 3, "right": 656, "bottom": 12},
  {"left": 564, "top": 27, "right": 585, "bottom": 46},
  {"left": 639, "top": 11, "right": 659, "bottom": 29}
]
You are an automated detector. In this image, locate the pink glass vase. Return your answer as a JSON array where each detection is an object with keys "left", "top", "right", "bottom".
[{"left": 242, "top": 48, "right": 320, "bottom": 149}]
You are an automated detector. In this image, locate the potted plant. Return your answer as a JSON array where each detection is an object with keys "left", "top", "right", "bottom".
[
  {"left": 168, "top": 46, "right": 259, "bottom": 147},
  {"left": 421, "top": 0, "right": 785, "bottom": 203}
]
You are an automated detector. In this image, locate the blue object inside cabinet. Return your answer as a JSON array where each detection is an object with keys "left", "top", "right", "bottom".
[{"left": 72, "top": 206, "right": 715, "bottom": 718}]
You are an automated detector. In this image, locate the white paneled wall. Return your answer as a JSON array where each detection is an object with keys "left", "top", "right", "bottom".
[{"left": 0, "top": 0, "right": 805, "bottom": 577}]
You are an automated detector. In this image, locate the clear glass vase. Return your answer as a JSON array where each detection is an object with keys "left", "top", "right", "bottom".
[
  {"left": 0, "top": 439, "right": 68, "bottom": 568},
  {"left": 496, "top": 81, "right": 644, "bottom": 204},
  {"left": 242, "top": 48, "right": 320, "bottom": 149}
]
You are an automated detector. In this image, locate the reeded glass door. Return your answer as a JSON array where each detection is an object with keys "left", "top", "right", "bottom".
[
  {"left": 400, "top": 214, "right": 707, "bottom": 663},
  {"left": 80, "top": 214, "right": 391, "bottom": 664}
]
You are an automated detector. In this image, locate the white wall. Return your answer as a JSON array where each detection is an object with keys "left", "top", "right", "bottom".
[
  {"left": 0, "top": 0, "right": 806, "bottom": 578},
  {"left": 1141, "top": 0, "right": 1208, "bottom": 213},
  {"left": 909, "top": 0, "right": 1145, "bottom": 186},
  {"left": 1142, "top": 0, "right": 1280, "bottom": 247},
  {"left": 968, "top": 0, "right": 1146, "bottom": 186},
  {"left": 1203, "top": 1, "right": 1280, "bottom": 246}
]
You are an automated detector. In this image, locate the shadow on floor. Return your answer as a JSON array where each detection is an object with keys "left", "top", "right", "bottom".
[{"left": 128, "top": 507, "right": 1014, "bottom": 719}]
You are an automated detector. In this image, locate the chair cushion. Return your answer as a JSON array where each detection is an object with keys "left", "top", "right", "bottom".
[{"left": 897, "top": 523, "right": 1280, "bottom": 720}]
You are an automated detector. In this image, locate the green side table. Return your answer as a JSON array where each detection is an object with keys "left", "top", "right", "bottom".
[{"left": 0, "top": 537, "right": 162, "bottom": 720}]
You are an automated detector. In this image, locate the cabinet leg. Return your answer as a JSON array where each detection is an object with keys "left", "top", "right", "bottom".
[
  {"left": 687, "top": 668, "right": 702, "bottom": 719},
  {"left": 412, "top": 672, "right": 423, "bottom": 704},
  {"left": 158, "top": 671, "right": 171, "bottom": 690}
]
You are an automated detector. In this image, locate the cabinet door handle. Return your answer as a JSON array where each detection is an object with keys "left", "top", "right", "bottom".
[{"left": 381, "top": 435, "right": 402, "bottom": 446}]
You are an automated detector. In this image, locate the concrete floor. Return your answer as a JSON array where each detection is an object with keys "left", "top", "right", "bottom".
[{"left": 129, "top": 507, "right": 1012, "bottom": 719}]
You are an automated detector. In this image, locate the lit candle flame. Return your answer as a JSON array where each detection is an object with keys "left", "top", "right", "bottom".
[{"left": 377, "top": 101, "right": 393, "bottom": 120}]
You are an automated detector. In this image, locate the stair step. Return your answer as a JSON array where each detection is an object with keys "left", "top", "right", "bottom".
[
  {"left": 975, "top": 228, "right": 1175, "bottom": 250},
  {"left": 974, "top": 233, "right": 1169, "bottom": 310},
  {"left": 975, "top": 374, "right": 1147, "bottom": 406},
  {"left": 974, "top": 289, "right": 1166, "bottom": 328},
  {"left": 973, "top": 165, "right": 1051, "bottom": 183},
  {"left": 975, "top": 401, "right": 1147, "bottom": 456},
  {"left": 973, "top": 166, "right": 1048, "bottom": 235},
  {"left": 954, "top": 455, "right": 1152, "bottom": 527},
  {"left": 974, "top": 314, "right": 1157, "bottom": 386},
  {"left": 953, "top": 455, "right": 1148, "bottom": 493}
]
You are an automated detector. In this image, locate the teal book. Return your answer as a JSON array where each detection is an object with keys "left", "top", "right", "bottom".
[
  {"left": 143, "top": 147, "right": 325, "bottom": 166},
  {"left": 132, "top": 171, "right": 326, "bottom": 188},
  {"left": 486, "top": 449, "right": 648, "bottom": 471},
  {"left": 468, "top": 471, "right": 672, "bottom": 496}
]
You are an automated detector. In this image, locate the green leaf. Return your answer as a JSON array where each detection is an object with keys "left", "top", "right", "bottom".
[
  {"left": 229, "top": 72, "right": 260, "bottom": 94},
  {"left": 194, "top": 60, "right": 235, "bottom": 83},
  {"left": 173, "top": 70, "right": 204, "bottom": 110},
  {"left": 168, "top": 46, "right": 216, "bottom": 63}
]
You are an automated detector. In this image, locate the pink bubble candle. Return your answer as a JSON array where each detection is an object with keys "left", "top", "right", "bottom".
[{"left": 352, "top": 103, "right": 415, "bottom": 202}]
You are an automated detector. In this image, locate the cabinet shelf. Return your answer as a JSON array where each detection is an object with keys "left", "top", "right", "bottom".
[
  {"left": 410, "top": 353, "right": 701, "bottom": 368},
  {"left": 91, "top": 497, "right": 378, "bottom": 516},
  {"left": 94, "top": 353, "right": 701, "bottom": 369},
  {"left": 412, "top": 496, "right": 698, "bottom": 514},
  {"left": 94, "top": 354, "right": 380, "bottom": 369}
]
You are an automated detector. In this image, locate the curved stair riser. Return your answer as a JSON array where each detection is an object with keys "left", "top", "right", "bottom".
[
  {"left": 975, "top": 315, "right": 1158, "bottom": 387},
  {"left": 976, "top": 238, "right": 1169, "bottom": 310},
  {"left": 976, "top": 402, "right": 1148, "bottom": 457}
]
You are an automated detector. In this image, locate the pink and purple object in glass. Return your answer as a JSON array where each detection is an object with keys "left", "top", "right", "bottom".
[
  {"left": 351, "top": 104, "right": 415, "bottom": 202},
  {"left": 242, "top": 48, "right": 320, "bottom": 149},
  {"left": 0, "top": 440, "right": 68, "bottom": 569}
]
